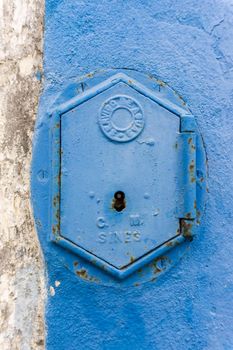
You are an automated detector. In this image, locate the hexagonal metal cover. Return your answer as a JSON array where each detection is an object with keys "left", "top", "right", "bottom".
[{"left": 50, "top": 72, "right": 197, "bottom": 279}]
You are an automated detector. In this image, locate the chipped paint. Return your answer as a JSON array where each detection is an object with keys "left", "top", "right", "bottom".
[
  {"left": 55, "top": 281, "right": 61, "bottom": 288},
  {"left": 76, "top": 268, "right": 100, "bottom": 283},
  {"left": 49, "top": 286, "right": 55, "bottom": 297}
]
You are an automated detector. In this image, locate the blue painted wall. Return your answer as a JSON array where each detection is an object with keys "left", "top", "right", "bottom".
[{"left": 36, "top": 1, "right": 233, "bottom": 349}]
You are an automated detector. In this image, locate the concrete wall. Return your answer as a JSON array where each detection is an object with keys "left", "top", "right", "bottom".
[{"left": 0, "top": 1, "right": 45, "bottom": 349}]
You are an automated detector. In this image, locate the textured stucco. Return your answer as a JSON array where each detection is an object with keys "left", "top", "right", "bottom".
[
  {"left": 34, "top": 0, "right": 233, "bottom": 349},
  {"left": 0, "top": 0, "right": 45, "bottom": 349}
]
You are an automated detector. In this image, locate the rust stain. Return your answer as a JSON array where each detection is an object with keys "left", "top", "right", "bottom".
[
  {"left": 130, "top": 256, "right": 135, "bottom": 263},
  {"left": 52, "top": 223, "right": 60, "bottom": 240},
  {"left": 191, "top": 144, "right": 196, "bottom": 151},
  {"left": 53, "top": 194, "right": 60, "bottom": 207},
  {"left": 173, "top": 89, "right": 186, "bottom": 105},
  {"left": 147, "top": 74, "right": 167, "bottom": 88},
  {"left": 137, "top": 268, "right": 143, "bottom": 276},
  {"left": 196, "top": 209, "right": 201, "bottom": 225},
  {"left": 165, "top": 241, "right": 174, "bottom": 247},
  {"left": 165, "top": 240, "right": 179, "bottom": 248},
  {"left": 189, "top": 162, "right": 195, "bottom": 172},
  {"left": 181, "top": 220, "right": 193, "bottom": 241},
  {"left": 86, "top": 72, "right": 94, "bottom": 78},
  {"left": 76, "top": 268, "right": 88, "bottom": 279},
  {"left": 76, "top": 268, "right": 99, "bottom": 283},
  {"left": 57, "top": 173, "right": 61, "bottom": 186},
  {"left": 152, "top": 256, "right": 170, "bottom": 274},
  {"left": 189, "top": 160, "right": 196, "bottom": 183},
  {"left": 156, "top": 79, "right": 166, "bottom": 87},
  {"left": 188, "top": 137, "right": 196, "bottom": 152},
  {"left": 55, "top": 210, "right": 59, "bottom": 220},
  {"left": 165, "top": 228, "right": 181, "bottom": 247},
  {"left": 52, "top": 223, "right": 59, "bottom": 233},
  {"left": 166, "top": 239, "right": 180, "bottom": 248}
]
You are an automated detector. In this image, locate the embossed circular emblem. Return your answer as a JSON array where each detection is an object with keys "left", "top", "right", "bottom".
[{"left": 99, "top": 95, "right": 144, "bottom": 142}]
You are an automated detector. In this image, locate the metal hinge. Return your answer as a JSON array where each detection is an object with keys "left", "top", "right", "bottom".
[{"left": 176, "top": 115, "right": 196, "bottom": 223}]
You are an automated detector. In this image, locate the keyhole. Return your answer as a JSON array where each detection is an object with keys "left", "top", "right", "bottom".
[{"left": 113, "top": 191, "right": 126, "bottom": 212}]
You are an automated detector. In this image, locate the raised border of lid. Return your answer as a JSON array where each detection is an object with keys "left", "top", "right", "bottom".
[{"left": 50, "top": 73, "right": 196, "bottom": 279}]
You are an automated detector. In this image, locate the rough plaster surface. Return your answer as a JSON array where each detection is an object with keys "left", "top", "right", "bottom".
[
  {"left": 0, "top": 1, "right": 45, "bottom": 349},
  {"left": 35, "top": 1, "right": 233, "bottom": 349}
]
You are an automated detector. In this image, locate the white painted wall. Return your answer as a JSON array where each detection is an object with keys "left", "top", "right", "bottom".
[{"left": 0, "top": 1, "right": 45, "bottom": 349}]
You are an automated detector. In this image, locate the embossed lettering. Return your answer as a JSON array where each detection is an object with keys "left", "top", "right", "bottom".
[
  {"left": 97, "top": 231, "right": 141, "bottom": 244},
  {"left": 133, "top": 231, "right": 141, "bottom": 241},
  {"left": 115, "top": 232, "right": 123, "bottom": 243},
  {"left": 125, "top": 232, "right": 132, "bottom": 243},
  {"left": 98, "top": 232, "right": 107, "bottom": 243},
  {"left": 99, "top": 95, "right": 144, "bottom": 142},
  {"left": 96, "top": 217, "right": 107, "bottom": 228},
  {"left": 130, "top": 215, "right": 143, "bottom": 226}
]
